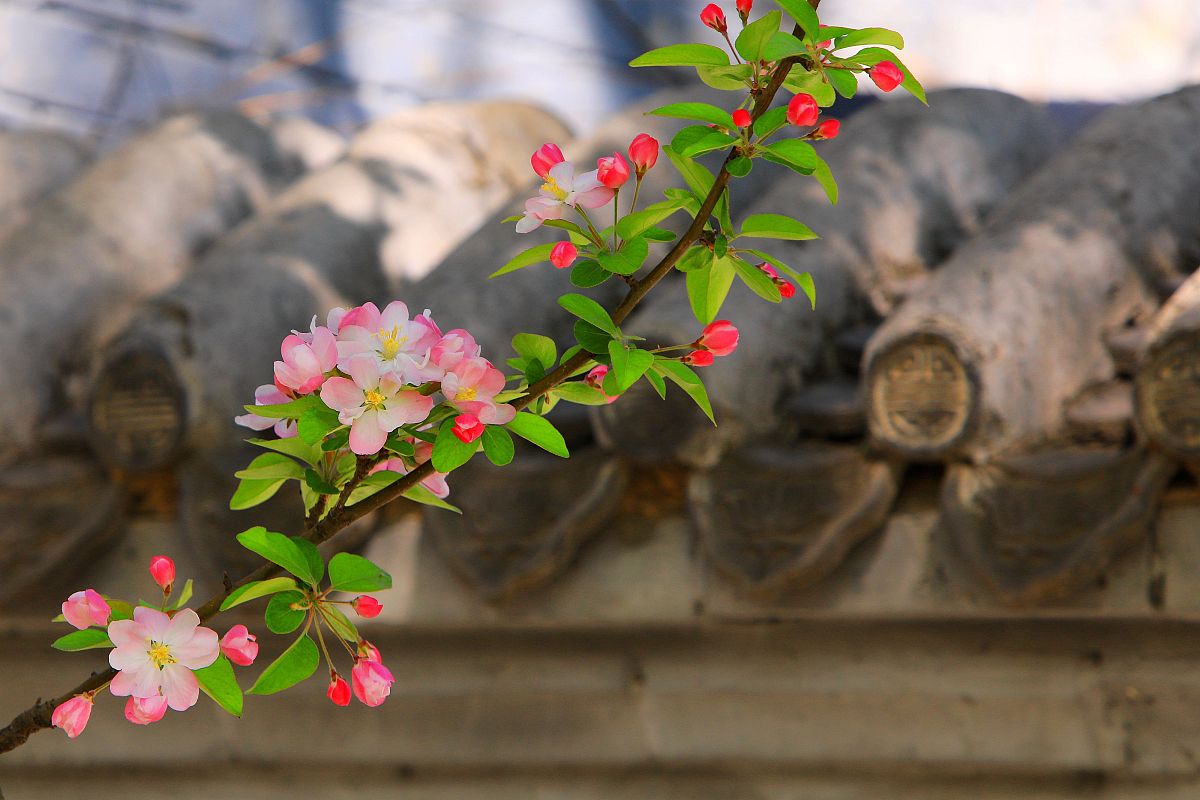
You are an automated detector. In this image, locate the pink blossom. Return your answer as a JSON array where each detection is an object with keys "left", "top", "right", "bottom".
[
  {"left": 700, "top": 3, "right": 727, "bottom": 32},
  {"left": 124, "top": 694, "right": 168, "bottom": 726},
  {"left": 628, "top": 133, "right": 659, "bottom": 175},
  {"left": 530, "top": 143, "right": 565, "bottom": 179},
  {"left": 320, "top": 356, "right": 434, "bottom": 455},
  {"left": 452, "top": 413, "right": 485, "bottom": 444},
  {"left": 585, "top": 365, "right": 619, "bottom": 404},
  {"left": 274, "top": 326, "right": 338, "bottom": 395},
  {"left": 108, "top": 607, "right": 219, "bottom": 712},
  {"left": 814, "top": 119, "right": 840, "bottom": 140},
  {"left": 442, "top": 357, "right": 516, "bottom": 424},
  {"left": 62, "top": 589, "right": 110, "bottom": 630},
  {"left": 683, "top": 350, "right": 715, "bottom": 367},
  {"left": 352, "top": 596, "right": 383, "bottom": 618},
  {"left": 358, "top": 640, "right": 382, "bottom": 663},
  {"left": 149, "top": 556, "right": 175, "bottom": 593},
  {"left": 327, "top": 672, "right": 351, "bottom": 706},
  {"left": 596, "top": 152, "right": 630, "bottom": 189},
  {"left": 219, "top": 625, "right": 258, "bottom": 666},
  {"left": 430, "top": 329, "right": 481, "bottom": 372},
  {"left": 550, "top": 241, "right": 578, "bottom": 269},
  {"left": 869, "top": 60, "right": 903, "bottom": 92},
  {"left": 327, "top": 303, "right": 382, "bottom": 334},
  {"left": 352, "top": 657, "right": 395, "bottom": 707},
  {"left": 735, "top": 0, "right": 753, "bottom": 19},
  {"left": 336, "top": 301, "right": 442, "bottom": 384},
  {"left": 787, "top": 93, "right": 819, "bottom": 127},
  {"left": 696, "top": 320, "right": 739, "bottom": 357},
  {"left": 732, "top": 109, "right": 751, "bottom": 128},
  {"left": 371, "top": 443, "right": 451, "bottom": 499},
  {"left": 234, "top": 384, "right": 298, "bottom": 438},
  {"left": 515, "top": 161, "right": 614, "bottom": 233},
  {"left": 52, "top": 694, "right": 93, "bottom": 739}
]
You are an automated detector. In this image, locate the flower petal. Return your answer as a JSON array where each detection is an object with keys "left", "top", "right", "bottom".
[{"left": 160, "top": 664, "right": 200, "bottom": 711}]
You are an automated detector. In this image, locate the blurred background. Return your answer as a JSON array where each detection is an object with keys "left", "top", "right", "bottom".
[{"left": 2, "top": 1, "right": 1200, "bottom": 798}]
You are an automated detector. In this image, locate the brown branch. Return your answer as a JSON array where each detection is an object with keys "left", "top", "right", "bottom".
[{"left": 0, "top": 14, "right": 817, "bottom": 755}]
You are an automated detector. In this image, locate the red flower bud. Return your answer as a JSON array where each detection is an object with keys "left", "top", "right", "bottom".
[
  {"left": 327, "top": 672, "right": 351, "bottom": 706},
  {"left": 531, "top": 143, "right": 564, "bottom": 179},
  {"left": 700, "top": 3, "right": 727, "bottom": 33},
  {"left": 628, "top": 133, "right": 659, "bottom": 174},
  {"left": 697, "top": 320, "right": 739, "bottom": 357},
  {"left": 148, "top": 556, "right": 175, "bottom": 593},
  {"left": 452, "top": 413, "right": 485, "bottom": 444},
  {"left": 869, "top": 60, "right": 903, "bottom": 93},
  {"left": 778, "top": 281, "right": 796, "bottom": 299},
  {"left": 352, "top": 595, "right": 383, "bottom": 618},
  {"left": 813, "top": 118, "right": 841, "bottom": 140},
  {"left": 550, "top": 241, "right": 578, "bottom": 269},
  {"left": 682, "top": 350, "right": 716, "bottom": 367},
  {"left": 786, "top": 93, "right": 819, "bottom": 127},
  {"left": 736, "top": 0, "right": 753, "bottom": 19},
  {"left": 596, "top": 151, "right": 630, "bottom": 189},
  {"left": 731, "top": 109, "right": 752, "bottom": 128}
]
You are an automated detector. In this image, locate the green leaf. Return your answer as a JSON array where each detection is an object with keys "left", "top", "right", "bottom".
[
  {"left": 552, "top": 382, "right": 611, "bottom": 406},
  {"left": 761, "top": 139, "right": 817, "bottom": 174},
  {"left": 195, "top": 655, "right": 242, "bottom": 717},
  {"left": 783, "top": 64, "right": 836, "bottom": 106},
  {"left": 774, "top": 0, "right": 820, "bottom": 39},
  {"left": 107, "top": 599, "right": 135, "bottom": 622},
  {"left": 385, "top": 432, "right": 416, "bottom": 457},
  {"left": 650, "top": 102, "right": 736, "bottom": 129},
  {"left": 241, "top": 395, "right": 320, "bottom": 420},
  {"left": 235, "top": 526, "right": 323, "bottom": 587},
  {"left": 328, "top": 552, "right": 392, "bottom": 593},
  {"left": 727, "top": 156, "right": 753, "bottom": 178},
  {"left": 490, "top": 243, "right": 556, "bottom": 278},
  {"left": 247, "top": 633, "right": 319, "bottom": 696},
  {"left": 169, "top": 578, "right": 194, "bottom": 611},
  {"left": 695, "top": 64, "right": 753, "bottom": 90},
  {"left": 512, "top": 334, "right": 557, "bottom": 375},
  {"left": 672, "top": 126, "right": 738, "bottom": 159},
  {"left": 320, "top": 605, "right": 359, "bottom": 642},
  {"left": 558, "top": 293, "right": 619, "bottom": 336},
  {"left": 834, "top": 26, "right": 904, "bottom": 50},
  {"left": 293, "top": 537, "right": 325, "bottom": 585},
  {"left": 762, "top": 31, "right": 807, "bottom": 62},
  {"left": 265, "top": 590, "right": 308, "bottom": 634},
  {"left": 662, "top": 145, "right": 715, "bottom": 200},
  {"left": 738, "top": 213, "right": 818, "bottom": 241},
  {"left": 506, "top": 412, "right": 569, "bottom": 458},
  {"left": 630, "top": 43, "right": 730, "bottom": 68},
  {"left": 481, "top": 425, "right": 515, "bottom": 466},
  {"left": 220, "top": 577, "right": 300, "bottom": 611},
  {"left": 432, "top": 418, "right": 479, "bottom": 473},
  {"left": 322, "top": 428, "right": 350, "bottom": 452},
  {"left": 607, "top": 341, "right": 655, "bottom": 392},
  {"left": 346, "top": 470, "right": 400, "bottom": 506},
  {"left": 686, "top": 255, "right": 736, "bottom": 324},
  {"left": 654, "top": 360, "right": 716, "bottom": 425},
  {"left": 850, "top": 48, "right": 925, "bottom": 103},
  {"left": 616, "top": 199, "right": 685, "bottom": 242},
  {"left": 570, "top": 259, "right": 610, "bottom": 288},
  {"left": 229, "top": 477, "right": 287, "bottom": 511},
  {"left": 573, "top": 320, "right": 613, "bottom": 355},
  {"left": 645, "top": 368, "right": 667, "bottom": 399},
  {"left": 52, "top": 629, "right": 113, "bottom": 651},
  {"left": 745, "top": 249, "right": 816, "bottom": 309},
  {"left": 826, "top": 66, "right": 858, "bottom": 98},
  {"left": 247, "top": 437, "right": 319, "bottom": 465},
  {"left": 297, "top": 402, "right": 340, "bottom": 446},
  {"left": 643, "top": 227, "right": 677, "bottom": 243},
  {"left": 403, "top": 484, "right": 461, "bottom": 514},
  {"left": 732, "top": 256, "right": 782, "bottom": 302},
  {"left": 811, "top": 154, "right": 838, "bottom": 204},
  {"left": 597, "top": 236, "right": 649, "bottom": 276},
  {"left": 735, "top": 10, "right": 782, "bottom": 62},
  {"left": 752, "top": 106, "right": 790, "bottom": 139},
  {"left": 676, "top": 246, "right": 713, "bottom": 273},
  {"left": 303, "top": 468, "right": 339, "bottom": 495}
]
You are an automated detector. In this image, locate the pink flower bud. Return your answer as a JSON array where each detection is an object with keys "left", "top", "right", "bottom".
[
  {"left": 531, "top": 143, "right": 564, "bottom": 179},
  {"left": 736, "top": 0, "right": 753, "bottom": 19},
  {"left": 358, "top": 640, "right": 382, "bottom": 663},
  {"left": 352, "top": 657, "right": 395, "bottom": 707},
  {"left": 352, "top": 596, "right": 383, "bottom": 618},
  {"left": 52, "top": 694, "right": 93, "bottom": 739},
  {"left": 628, "top": 133, "right": 659, "bottom": 174},
  {"left": 596, "top": 152, "right": 630, "bottom": 189},
  {"left": 787, "top": 93, "right": 819, "bottom": 127},
  {"left": 550, "top": 241, "right": 578, "bottom": 269},
  {"left": 697, "top": 320, "right": 739, "bottom": 357},
  {"left": 813, "top": 119, "right": 840, "bottom": 140},
  {"left": 756, "top": 262, "right": 780, "bottom": 281},
  {"left": 585, "top": 365, "right": 619, "bottom": 404},
  {"left": 149, "top": 555, "right": 175, "bottom": 592},
  {"left": 219, "top": 624, "right": 259, "bottom": 666},
  {"left": 869, "top": 60, "right": 903, "bottom": 92},
  {"left": 452, "top": 413, "right": 485, "bottom": 444},
  {"left": 700, "top": 3, "right": 727, "bottom": 33},
  {"left": 732, "top": 109, "right": 752, "bottom": 128},
  {"left": 778, "top": 281, "right": 796, "bottom": 299},
  {"left": 124, "top": 694, "right": 168, "bottom": 726},
  {"left": 61, "top": 589, "right": 111, "bottom": 630},
  {"left": 328, "top": 672, "right": 352, "bottom": 706},
  {"left": 682, "top": 350, "right": 715, "bottom": 367}
]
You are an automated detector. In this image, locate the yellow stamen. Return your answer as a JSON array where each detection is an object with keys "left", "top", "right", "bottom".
[
  {"left": 365, "top": 389, "right": 387, "bottom": 409},
  {"left": 147, "top": 641, "right": 176, "bottom": 670},
  {"left": 375, "top": 325, "right": 408, "bottom": 360},
  {"left": 541, "top": 176, "right": 569, "bottom": 201},
  {"left": 456, "top": 386, "right": 478, "bottom": 402}
]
